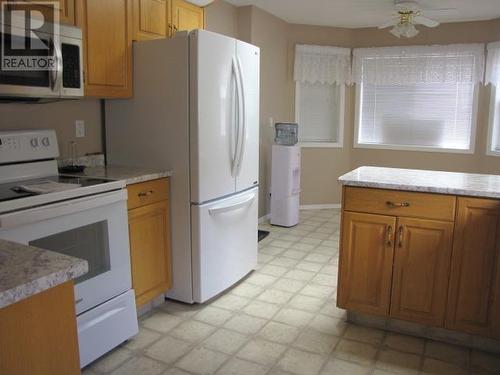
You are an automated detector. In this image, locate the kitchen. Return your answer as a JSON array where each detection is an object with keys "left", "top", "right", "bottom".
[{"left": 0, "top": 0, "right": 500, "bottom": 374}]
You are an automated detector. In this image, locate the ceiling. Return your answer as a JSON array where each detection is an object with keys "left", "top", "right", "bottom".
[{"left": 224, "top": 0, "right": 500, "bottom": 28}]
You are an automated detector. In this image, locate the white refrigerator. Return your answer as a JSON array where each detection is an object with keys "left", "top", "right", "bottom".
[{"left": 106, "top": 30, "right": 260, "bottom": 303}]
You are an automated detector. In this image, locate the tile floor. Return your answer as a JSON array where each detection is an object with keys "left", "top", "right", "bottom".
[{"left": 83, "top": 209, "right": 500, "bottom": 375}]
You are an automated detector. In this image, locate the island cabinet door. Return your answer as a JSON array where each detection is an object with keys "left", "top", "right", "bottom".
[
  {"left": 390, "top": 218, "right": 454, "bottom": 327},
  {"left": 338, "top": 211, "right": 396, "bottom": 316},
  {"left": 446, "top": 197, "right": 500, "bottom": 339}
]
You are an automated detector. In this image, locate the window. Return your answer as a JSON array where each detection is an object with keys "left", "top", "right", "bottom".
[
  {"left": 486, "top": 41, "right": 500, "bottom": 155},
  {"left": 295, "top": 81, "right": 344, "bottom": 146},
  {"left": 353, "top": 44, "right": 485, "bottom": 153},
  {"left": 293, "top": 44, "right": 351, "bottom": 147}
]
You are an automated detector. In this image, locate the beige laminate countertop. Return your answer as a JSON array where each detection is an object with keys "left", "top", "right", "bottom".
[
  {"left": 0, "top": 239, "right": 88, "bottom": 309},
  {"left": 339, "top": 166, "right": 500, "bottom": 199},
  {"left": 70, "top": 165, "right": 173, "bottom": 185}
]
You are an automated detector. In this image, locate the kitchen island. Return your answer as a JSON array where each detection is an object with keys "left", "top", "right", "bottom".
[
  {"left": 0, "top": 239, "right": 88, "bottom": 375},
  {"left": 337, "top": 167, "right": 500, "bottom": 351}
]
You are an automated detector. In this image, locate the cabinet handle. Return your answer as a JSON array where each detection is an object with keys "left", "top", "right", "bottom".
[
  {"left": 138, "top": 190, "right": 154, "bottom": 197},
  {"left": 398, "top": 225, "right": 404, "bottom": 248},
  {"left": 386, "top": 225, "right": 393, "bottom": 247},
  {"left": 386, "top": 201, "right": 410, "bottom": 208}
]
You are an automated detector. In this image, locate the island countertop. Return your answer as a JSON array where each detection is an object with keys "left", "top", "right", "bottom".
[
  {"left": 339, "top": 166, "right": 500, "bottom": 199},
  {"left": 0, "top": 239, "right": 88, "bottom": 309},
  {"left": 68, "top": 165, "right": 173, "bottom": 185}
]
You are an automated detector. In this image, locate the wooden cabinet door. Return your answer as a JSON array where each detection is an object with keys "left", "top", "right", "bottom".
[
  {"left": 21, "top": 0, "right": 76, "bottom": 25},
  {"left": 338, "top": 211, "right": 396, "bottom": 316},
  {"left": 446, "top": 197, "right": 500, "bottom": 339},
  {"left": 390, "top": 218, "right": 453, "bottom": 326},
  {"left": 0, "top": 282, "right": 80, "bottom": 375},
  {"left": 129, "top": 200, "right": 172, "bottom": 307},
  {"left": 76, "top": 0, "right": 133, "bottom": 98},
  {"left": 132, "top": 0, "right": 168, "bottom": 41},
  {"left": 172, "top": 0, "right": 203, "bottom": 33}
]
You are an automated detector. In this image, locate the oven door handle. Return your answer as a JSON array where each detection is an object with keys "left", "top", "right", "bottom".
[{"left": 0, "top": 190, "right": 127, "bottom": 229}]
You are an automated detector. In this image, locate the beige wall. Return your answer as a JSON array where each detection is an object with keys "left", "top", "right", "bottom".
[
  {"left": 0, "top": 99, "right": 103, "bottom": 159},
  {"left": 204, "top": 0, "right": 238, "bottom": 38},
  {"left": 248, "top": 6, "right": 294, "bottom": 216}
]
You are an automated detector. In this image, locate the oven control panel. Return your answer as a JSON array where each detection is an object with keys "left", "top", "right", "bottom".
[{"left": 0, "top": 130, "right": 59, "bottom": 164}]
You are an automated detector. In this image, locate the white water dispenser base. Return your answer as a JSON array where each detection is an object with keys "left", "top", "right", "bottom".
[{"left": 270, "top": 145, "right": 301, "bottom": 227}]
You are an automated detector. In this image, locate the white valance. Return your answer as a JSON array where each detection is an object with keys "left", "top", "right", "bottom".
[
  {"left": 294, "top": 44, "right": 352, "bottom": 85},
  {"left": 486, "top": 41, "right": 500, "bottom": 86},
  {"left": 352, "top": 43, "right": 485, "bottom": 86}
]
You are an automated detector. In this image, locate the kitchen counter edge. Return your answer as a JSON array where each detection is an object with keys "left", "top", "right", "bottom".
[
  {"left": 0, "top": 239, "right": 88, "bottom": 309},
  {"left": 339, "top": 166, "right": 500, "bottom": 199},
  {"left": 73, "top": 165, "right": 173, "bottom": 185}
]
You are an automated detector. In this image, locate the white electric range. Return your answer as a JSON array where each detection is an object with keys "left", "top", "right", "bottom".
[{"left": 0, "top": 129, "right": 138, "bottom": 368}]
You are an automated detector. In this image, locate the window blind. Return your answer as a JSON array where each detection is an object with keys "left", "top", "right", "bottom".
[
  {"left": 354, "top": 44, "right": 484, "bottom": 152},
  {"left": 297, "top": 81, "right": 343, "bottom": 143},
  {"left": 487, "top": 42, "right": 500, "bottom": 153}
]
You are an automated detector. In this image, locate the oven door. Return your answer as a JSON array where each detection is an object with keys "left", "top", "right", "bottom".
[
  {"left": 0, "top": 25, "right": 60, "bottom": 98},
  {"left": 0, "top": 190, "right": 131, "bottom": 315}
]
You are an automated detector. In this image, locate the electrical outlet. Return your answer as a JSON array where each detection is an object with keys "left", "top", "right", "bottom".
[{"left": 75, "top": 120, "right": 85, "bottom": 138}]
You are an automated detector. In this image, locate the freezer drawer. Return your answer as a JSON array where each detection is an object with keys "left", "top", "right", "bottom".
[{"left": 191, "top": 187, "right": 258, "bottom": 302}]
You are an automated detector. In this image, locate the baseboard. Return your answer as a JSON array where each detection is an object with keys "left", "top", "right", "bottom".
[
  {"left": 299, "top": 204, "right": 341, "bottom": 210},
  {"left": 258, "top": 214, "right": 270, "bottom": 224}
]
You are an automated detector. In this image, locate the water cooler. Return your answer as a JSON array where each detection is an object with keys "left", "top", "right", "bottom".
[{"left": 270, "top": 123, "right": 301, "bottom": 227}]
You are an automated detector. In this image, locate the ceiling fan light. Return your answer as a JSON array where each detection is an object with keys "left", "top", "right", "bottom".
[
  {"left": 390, "top": 25, "right": 402, "bottom": 38},
  {"left": 403, "top": 23, "right": 419, "bottom": 38},
  {"left": 390, "top": 22, "right": 419, "bottom": 38}
]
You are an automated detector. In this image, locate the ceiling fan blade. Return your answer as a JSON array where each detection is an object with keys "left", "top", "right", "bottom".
[
  {"left": 378, "top": 17, "right": 400, "bottom": 29},
  {"left": 414, "top": 15, "right": 440, "bottom": 27}
]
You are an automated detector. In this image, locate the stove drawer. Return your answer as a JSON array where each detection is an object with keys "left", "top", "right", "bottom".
[{"left": 127, "top": 178, "right": 169, "bottom": 210}]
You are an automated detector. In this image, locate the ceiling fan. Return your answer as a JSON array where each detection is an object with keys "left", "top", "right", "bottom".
[{"left": 378, "top": 1, "right": 453, "bottom": 38}]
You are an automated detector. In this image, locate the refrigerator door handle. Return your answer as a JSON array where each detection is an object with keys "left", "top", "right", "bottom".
[
  {"left": 208, "top": 193, "right": 256, "bottom": 216},
  {"left": 230, "top": 57, "right": 240, "bottom": 177},
  {"left": 235, "top": 57, "right": 246, "bottom": 176},
  {"left": 232, "top": 56, "right": 244, "bottom": 177}
]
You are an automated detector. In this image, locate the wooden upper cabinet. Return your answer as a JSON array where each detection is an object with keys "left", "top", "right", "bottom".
[
  {"left": 172, "top": 0, "right": 203, "bottom": 33},
  {"left": 338, "top": 211, "right": 396, "bottom": 316},
  {"left": 446, "top": 197, "right": 500, "bottom": 339},
  {"left": 21, "top": 0, "right": 76, "bottom": 25},
  {"left": 76, "top": 0, "right": 133, "bottom": 98},
  {"left": 132, "top": 0, "right": 169, "bottom": 41},
  {"left": 390, "top": 217, "right": 454, "bottom": 327}
]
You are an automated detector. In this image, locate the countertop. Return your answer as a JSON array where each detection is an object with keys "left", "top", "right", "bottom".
[
  {"left": 72, "top": 165, "right": 173, "bottom": 185},
  {"left": 0, "top": 239, "right": 88, "bottom": 309},
  {"left": 339, "top": 166, "right": 500, "bottom": 199}
]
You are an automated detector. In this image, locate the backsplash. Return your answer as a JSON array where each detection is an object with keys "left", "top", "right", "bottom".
[
  {"left": 57, "top": 153, "right": 105, "bottom": 168},
  {"left": 0, "top": 99, "right": 103, "bottom": 159}
]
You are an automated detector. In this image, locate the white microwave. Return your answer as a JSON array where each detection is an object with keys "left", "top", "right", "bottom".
[{"left": 0, "top": 14, "right": 83, "bottom": 99}]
